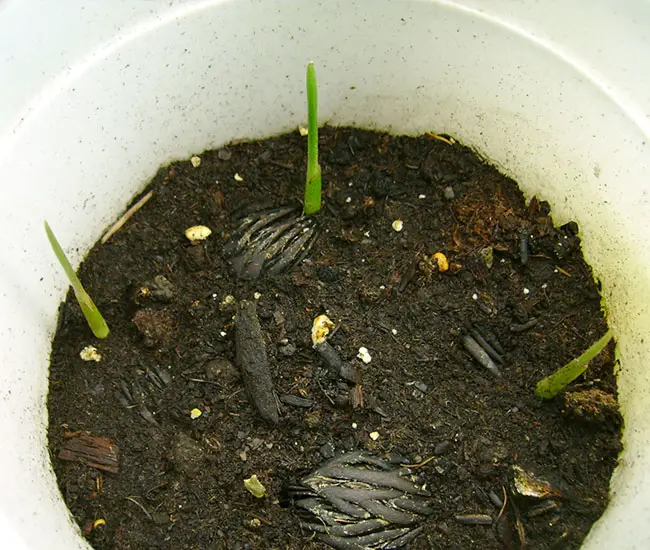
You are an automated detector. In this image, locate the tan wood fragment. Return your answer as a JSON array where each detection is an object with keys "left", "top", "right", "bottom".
[{"left": 58, "top": 434, "right": 119, "bottom": 474}]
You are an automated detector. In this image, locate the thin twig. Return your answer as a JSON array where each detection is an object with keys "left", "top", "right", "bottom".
[
  {"left": 125, "top": 496, "right": 153, "bottom": 521},
  {"left": 101, "top": 190, "right": 154, "bottom": 244},
  {"left": 426, "top": 132, "right": 454, "bottom": 146},
  {"left": 404, "top": 455, "right": 436, "bottom": 469},
  {"left": 252, "top": 514, "right": 273, "bottom": 526},
  {"left": 554, "top": 265, "right": 572, "bottom": 277},
  {"left": 315, "top": 376, "right": 335, "bottom": 405}
]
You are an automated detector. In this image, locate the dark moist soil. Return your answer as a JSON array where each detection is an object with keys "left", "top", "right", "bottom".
[{"left": 48, "top": 127, "right": 622, "bottom": 550}]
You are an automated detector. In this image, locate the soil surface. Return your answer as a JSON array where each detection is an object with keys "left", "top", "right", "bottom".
[{"left": 48, "top": 127, "right": 622, "bottom": 550}]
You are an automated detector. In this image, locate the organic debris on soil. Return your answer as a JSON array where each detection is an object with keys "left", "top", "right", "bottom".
[{"left": 47, "top": 127, "right": 621, "bottom": 550}]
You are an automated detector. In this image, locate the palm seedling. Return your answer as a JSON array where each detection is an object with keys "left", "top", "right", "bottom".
[{"left": 45, "top": 221, "right": 110, "bottom": 339}]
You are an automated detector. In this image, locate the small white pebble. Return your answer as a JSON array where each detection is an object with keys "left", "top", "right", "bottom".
[
  {"left": 523, "top": 288, "right": 530, "bottom": 295},
  {"left": 418, "top": 194, "right": 426, "bottom": 199},
  {"left": 212, "top": 293, "right": 218, "bottom": 299},
  {"left": 472, "top": 293, "right": 479, "bottom": 300},
  {"left": 369, "top": 431, "right": 380, "bottom": 441},
  {"left": 346, "top": 197, "right": 352, "bottom": 203},
  {"left": 352, "top": 423, "right": 358, "bottom": 429},
  {"left": 190, "top": 408, "right": 202, "bottom": 419},
  {"left": 348, "top": 182, "right": 354, "bottom": 187},
  {"left": 253, "top": 292, "right": 262, "bottom": 300},
  {"left": 391, "top": 328, "right": 398, "bottom": 335},
  {"left": 392, "top": 219, "right": 403, "bottom": 232},
  {"left": 379, "top": 285, "right": 386, "bottom": 290},
  {"left": 234, "top": 173, "right": 244, "bottom": 182},
  {"left": 219, "top": 331, "right": 227, "bottom": 337},
  {"left": 79, "top": 345, "right": 102, "bottom": 362},
  {"left": 357, "top": 346, "right": 372, "bottom": 364},
  {"left": 298, "top": 126, "right": 308, "bottom": 136},
  {"left": 190, "top": 156, "right": 201, "bottom": 168}
]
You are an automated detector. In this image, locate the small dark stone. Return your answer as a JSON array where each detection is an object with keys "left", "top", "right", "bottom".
[
  {"left": 183, "top": 244, "right": 208, "bottom": 271},
  {"left": 132, "top": 308, "right": 175, "bottom": 347},
  {"left": 152, "top": 512, "right": 170, "bottom": 525},
  {"left": 319, "top": 441, "right": 336, "bottom": 459},
  {"left": 204, "top": 358, "right": 239, "bottom": 385},
  {"left": 413, "top": 381, "right": 428, "bottom": 393},
  {"left": 316, "top": 266, "right": 340, "bottom": 283},
  {"left": 149, "top": 275, "right": 174, "bottom": 302},
  {"left": 167, "top": 433, "right": 205, "bottom": 477},
  {"left": 370, "top": 171, "right": 403, "bottom": 198},
  {"left": 279, "top": 343, "right": 297, "bottom": 357},
  {"left": 434, "top": 441, "right": 451, "bottom": 455}
]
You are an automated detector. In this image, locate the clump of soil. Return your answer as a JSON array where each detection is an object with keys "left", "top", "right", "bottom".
[{"left": 47, "top": 127, "right": 621, "bottom": 549}]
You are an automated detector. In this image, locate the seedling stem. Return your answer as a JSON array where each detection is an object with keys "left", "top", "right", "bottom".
[
  {"left": 303, "top": 62, "right": 322, "bottom": 216},
  {"left": 535, "top": 328, "right": 613, "bottom": 399},
  {"left": 44, "top": 221, "right": 110, "bottom": 339}
]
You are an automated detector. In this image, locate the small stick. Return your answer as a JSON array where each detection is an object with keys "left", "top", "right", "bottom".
[
  {"left": 488, "top": 489, "right": 504, "bottom": 509},
  {"left": 469, "top": 329, "right": 504, "bottom": 364},
  {"left": 518, "top": 227, "right": 529, "bottom": 265},
  {"left": 125, "top": 496, "right": 153, "bottom": 521},
  {"left": 510, "top": 318, "right": 538, "bottom": 333},
  {"left": 426, "top": 132, "right": 454, "bottom": 146},
  {"left": 251, "top": 514, "right": 273, "bottom": 526},
  {"left": 554, "top": 265, "right": 572, "bottom": 277},
  {"left": 101, "top": 190, "right": 153, "bottom": 244},
  {"left": 462, "top": 335, "right": 501, "bottom": 377},
  {"left": 314, "top": 341, "right": 361, "bottom": 384},
  {"left": 497, "top": 486, "right": 508, "bottom": 521},
  {"left": 404, "top": 456, "right": 435, "bottom": 469},
  {"left": 455, "top": 514, "right": 492, "bottom": 525}
]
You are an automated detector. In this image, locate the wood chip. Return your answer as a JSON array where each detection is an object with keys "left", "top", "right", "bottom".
[{"left": 59, "top": 434, "right": 119, "bottom": 474}]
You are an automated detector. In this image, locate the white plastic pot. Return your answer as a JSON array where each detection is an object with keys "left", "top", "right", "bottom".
[{"left": 1, "top": 0, "right": 649, "bottom": 548}]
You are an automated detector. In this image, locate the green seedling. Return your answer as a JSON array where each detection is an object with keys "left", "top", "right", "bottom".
[
  {"left": 303, "top": 61, "right": 322, "bottom": 216},
  {"left": 44, "top": 221, "right": 110, "bottom": 339},
  {"left": 535, "top": 328, "right": 613, "bottom": 399}
]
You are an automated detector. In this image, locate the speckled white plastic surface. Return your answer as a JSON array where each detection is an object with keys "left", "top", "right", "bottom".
[{"left": 1, "top": 0, "right": 649, "bottom": 548}]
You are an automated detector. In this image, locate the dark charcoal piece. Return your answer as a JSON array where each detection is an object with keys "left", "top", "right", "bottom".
[
  {"left": 314, "top": 341, "right": 361, "bottom": 384},
  {"left": 235, "top": 300, "right": 279, "bottom": 424},
  {"left": 285, "top": 451, "right": 432, "bottom": 549},
  {"left": 225, "top": 206, "right": 319, "bottom": 279}
]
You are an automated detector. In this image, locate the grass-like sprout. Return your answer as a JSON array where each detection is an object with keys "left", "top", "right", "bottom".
[
  {"left": 44, "top": 221, "right": 110, "bottom": 339},
  {"left": 535, "top": 328, "right": 613, "bottom": 399},
  {"left": 303, "top": 62, "right": 322, "bottom": 216}
]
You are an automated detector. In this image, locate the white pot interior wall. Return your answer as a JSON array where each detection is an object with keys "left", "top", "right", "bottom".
[{"left": 1, "top": 1, "right": 649, "bottom": 548}]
